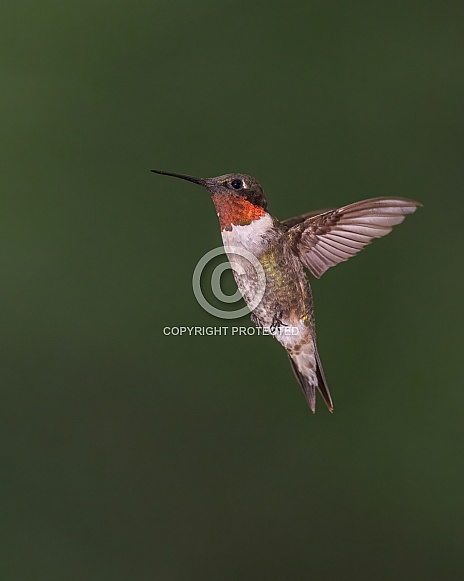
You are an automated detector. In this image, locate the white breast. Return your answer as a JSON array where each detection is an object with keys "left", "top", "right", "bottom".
[{"left": 221, "top": 214, "right": 274, "bottom": 256}]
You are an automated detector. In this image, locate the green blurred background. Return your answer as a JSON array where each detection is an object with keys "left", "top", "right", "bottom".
[{"left": 1, "top": 1, "right": 463, "bottom": 579}]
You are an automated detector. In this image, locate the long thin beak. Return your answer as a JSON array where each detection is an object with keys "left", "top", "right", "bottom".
[{"left": 151, "top": 169, "right": 206, "bottom": 186}]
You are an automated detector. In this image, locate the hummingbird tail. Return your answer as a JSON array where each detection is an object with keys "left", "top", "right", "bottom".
[
  {"left": 314, "top": 341, "right": 334, "bottom": 413},
  {"left": 288, "top": 340, "right": 334, "bottom": 413}
]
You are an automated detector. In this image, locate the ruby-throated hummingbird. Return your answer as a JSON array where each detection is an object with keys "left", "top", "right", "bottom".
[{"left": 152, "top": 169, "right": 420, "bottom": 413}]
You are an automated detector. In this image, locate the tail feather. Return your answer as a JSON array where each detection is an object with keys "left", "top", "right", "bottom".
[
  {"left": 288, "top": 340, "right": 333, "bottom": 413},
  {"left": 288, "top": 355, "right": 317, "bottom": 412},
  {"left": 314, "top": 341, "right": 334, "bottom": 412}
]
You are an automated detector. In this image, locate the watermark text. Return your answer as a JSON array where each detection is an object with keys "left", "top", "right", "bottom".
[{"left": 163, "top": 325, "right": 300, "bottom": 337}]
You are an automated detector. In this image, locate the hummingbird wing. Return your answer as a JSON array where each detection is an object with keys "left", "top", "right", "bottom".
[
  {"left": 281, "top": 208, "right": 333, "bottom": 229},
  {"left": 288, "top": 197, "right": 421, "bottom": 278}
]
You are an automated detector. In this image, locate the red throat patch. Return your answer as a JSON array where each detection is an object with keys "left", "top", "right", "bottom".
[{"left": 211, "top": 194, "right": 267, "bottom": 231}]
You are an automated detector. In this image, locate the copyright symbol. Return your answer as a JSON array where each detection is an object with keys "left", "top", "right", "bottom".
[{"left": 192, "top": 246, "right": 266, "bottom": 320}]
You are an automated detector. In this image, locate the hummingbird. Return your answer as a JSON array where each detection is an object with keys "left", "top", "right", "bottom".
[{"left": 152, "top": 169, "right": 421, "bottom": 413}]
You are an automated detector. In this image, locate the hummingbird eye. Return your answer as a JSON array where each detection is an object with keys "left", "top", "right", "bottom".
[{"left": 230, "top": 179, "right": 243, "bottom": 190}]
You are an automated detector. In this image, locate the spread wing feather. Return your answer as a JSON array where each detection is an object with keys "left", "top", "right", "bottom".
[
  {"left": 287, "top": 197, "right": 421, "bottom": 278},
  {"left": 281, "top": 208, "right": 333, "bottom": 229}
]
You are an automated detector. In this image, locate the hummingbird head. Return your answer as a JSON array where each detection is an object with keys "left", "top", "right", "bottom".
[{"left": 151, "top": 170, "right": 269, "bottom": 231}]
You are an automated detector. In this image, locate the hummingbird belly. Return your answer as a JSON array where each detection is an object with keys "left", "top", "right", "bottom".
[{"left": 222, "top": 222, "right": 314, "bottom": 332}]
